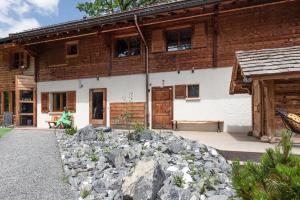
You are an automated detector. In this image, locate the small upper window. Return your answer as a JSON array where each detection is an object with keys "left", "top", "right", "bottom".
[
  {"left": 167, "top": 28, "right": 192, "bottom": 52},
  {"left": 116, "top": 37, "right": 140, "bottom": 57},
  {"left": 12, "top": 52, "right": 24, "bottom": 69},
  {"left": 187, "top": 84, "right": 199, "bottom": 98},
  {"left": 66, "top": 42, "right": 78, "bottom": 57}
]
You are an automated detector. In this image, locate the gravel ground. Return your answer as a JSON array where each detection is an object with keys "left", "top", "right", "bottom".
[{"left": 0, "top": 129, "right": 74, "bottom": 200}]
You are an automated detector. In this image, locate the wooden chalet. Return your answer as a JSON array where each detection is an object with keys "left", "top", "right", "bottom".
[
  {"left": 230, "top": 46, "right": 300, "bottom": 138},
  {"left": 0, "top": 0, "right": 299, "bottom": 133},
  {"left": 0, "top": 40, "right": 36, "bottom": 126}
]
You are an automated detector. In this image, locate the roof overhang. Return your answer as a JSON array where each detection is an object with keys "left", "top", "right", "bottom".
[
  {"left": 7, "top": 0, "right": 293, "bottom": 45},
  {"left": 9, "top": 0, "right": 220, "bottom": 42}
]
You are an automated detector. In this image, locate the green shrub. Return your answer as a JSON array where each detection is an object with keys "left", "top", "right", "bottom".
[
  {"left": 173, "top": 175, "right": 186, "bottom": 188},
  {"left": 98, "top": 130, "right": 105, "bottom": 142},
  {"left": 89, "top": 153, "right": 99, "bottom": 162},
  {"left": 80, "top": 188, "right": 90, "bottom": 199},
  {"left": 133, "top": 123, "right": 144, "bottom": 133},
  {"left": 232, "top": 130, "right": 300, "bottom": 200},
  {"left": 65, "top": 127, "right": 77, "bottom": 135},
  {"left": 198, "top": 170, "right": 220, "bottom": 194}
]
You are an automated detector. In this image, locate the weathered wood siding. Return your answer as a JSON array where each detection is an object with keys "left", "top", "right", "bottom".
[
  {"left": 36, "top": 1, "right": 300, "bottom": 82},
  {"left": 0, "top": 47, "right": 34, "bottom": 91},
  {"left": 110, "top": 102, "right": 146, "bottom": 128}
]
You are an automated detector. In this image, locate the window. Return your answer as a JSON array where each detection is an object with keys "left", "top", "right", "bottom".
[
  {"left": 3, "top": 91, "right": 9, "bottom": 112},
  {"left": 66, "top": 41, "right": 78, "bottom": 57},
  {"left": 20, "top": 90, "right": 33, "bottom": 101},
  {"left": 167, "top": 28, "right": 192, "bottom": 52},
  {"left": 53, "top": 93, "right": 67, "bottom": 112},
  {"left": 12, "top": 91, "right": 16, "bottom": 114},
  {"left": 187, "top": 84, "right": 200, "bottom": 98},
  {"left": 116, "top": 37, "right": 140, "bottom": 57},
  {"left": 12, "top": 52, "right": 24, "bottom": 69}
]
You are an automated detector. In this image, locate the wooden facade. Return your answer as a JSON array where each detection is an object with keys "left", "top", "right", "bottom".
[
  {"left": 0, "top": 0, "right": 300, "bottom": 129},
  {"left": 0, "top": 44, "right": 36, "bottom": 126},
  {"left": 20, "top": 0, "right": 300, "bottom": 83},
  {"left": 110, "top": 102, "right": 146, "bottom": 128}
]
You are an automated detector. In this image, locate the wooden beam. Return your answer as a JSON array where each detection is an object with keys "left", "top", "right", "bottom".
[
  {"left": 252, "top": 72, "right": 300, "bottom": 81},
  {"left": 263, "top": 80, "right": 275, "bottom": 137},
  {"left": 23, "top": 32, "right": 98, "bottom": 46}
]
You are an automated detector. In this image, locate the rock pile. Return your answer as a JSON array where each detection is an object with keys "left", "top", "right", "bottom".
[{"left": 56, "top": 125, "right": 237, "bottom": 200}]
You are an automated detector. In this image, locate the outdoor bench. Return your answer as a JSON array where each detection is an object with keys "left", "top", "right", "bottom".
[{"left": 172, "top": 120, "right": 223, "bottom": 132}]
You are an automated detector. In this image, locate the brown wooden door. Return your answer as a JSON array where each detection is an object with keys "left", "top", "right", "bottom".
[
  {"left": 89, "top": 88, "right": 106, "bottom": 126},
  {"left": 152, "top": 86, "right": 173, "bottom": 129},
  {"left": 252, "top": 80, "right": 262, "bottom": 137}
]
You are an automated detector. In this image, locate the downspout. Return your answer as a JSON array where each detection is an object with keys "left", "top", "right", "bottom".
[
  {"left": 134, "top": 14, "right": 149, "bottom": 129},
  {"left": 212, "top": 4, "right": 219, "bottom": 68}
]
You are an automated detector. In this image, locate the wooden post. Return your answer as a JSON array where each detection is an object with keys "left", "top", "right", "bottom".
[
  {"left": 263, "top": 80, "right": 275, "bottom": 137},
  {"left": 252, "top": 80, "right": 262, "bottom": 137},
  {"left": 15, "top": 76, "right": 20, "bottom": 126}
]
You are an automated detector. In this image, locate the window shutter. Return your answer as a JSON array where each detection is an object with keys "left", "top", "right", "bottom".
[
  {"left": 151, "top": 29, "right": 165, "bottom": 53},
  {"left": 67, "top": 91, "right": 76, "bottom": 112},
  {"left": 41, "top": 92, "right": 49, "bottom": 113},
  {"left": 192, "top": 23, "right": 207, "bottom": 48},
  {"left": 175, "top": 85, "right": 186, "bottom": 99}
]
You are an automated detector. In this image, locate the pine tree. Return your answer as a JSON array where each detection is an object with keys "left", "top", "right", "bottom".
[{"left": 232, "top": 130, "right": 300, "bottom": 200}]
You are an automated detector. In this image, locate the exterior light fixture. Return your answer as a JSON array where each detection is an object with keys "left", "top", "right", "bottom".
[{"left": 79, "top": 80, "right": 83, "bottom": 88}]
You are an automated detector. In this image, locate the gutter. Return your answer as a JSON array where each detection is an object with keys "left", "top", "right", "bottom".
[{"left": 134, "top": 14, "right": 150, "bottom": 129}]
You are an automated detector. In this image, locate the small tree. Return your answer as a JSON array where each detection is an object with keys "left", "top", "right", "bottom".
[
  {"left": 232, "top": 130, "right": 300, "bottom": 200},
  {"left": 115, "top": 93, "right": 134, "bottom": 133},
  {"left": 77, "top": 0, "right": 165, "bottom": 16}
]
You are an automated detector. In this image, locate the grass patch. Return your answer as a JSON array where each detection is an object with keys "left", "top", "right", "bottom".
[{"left": 0, "top": 128, "right": 12, "bottom": 138}]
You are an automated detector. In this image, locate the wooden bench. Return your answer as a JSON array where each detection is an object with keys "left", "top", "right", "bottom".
[
  {"left": 172, "top": 120, "right": 224, "bottom": 132},
  {"left": 46, "top": 115, "right": 61, "bottom": 129},
  {"left": 46, "top": 114, "right": 73, "bottom": 129}
]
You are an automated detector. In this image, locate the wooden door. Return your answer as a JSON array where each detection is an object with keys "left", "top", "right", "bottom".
[
  {"left": 252, "top": 80, "right": 262, "bottom": 137},
  {"left": 152, "top": 87, "right": 173, "bottom": 129},
  {"left": 89, "top": 89, "right": 106, "bottom": 126}
]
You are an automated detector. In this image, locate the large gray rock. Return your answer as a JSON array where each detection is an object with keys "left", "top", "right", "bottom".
[
  {"left": 106, "top": 149, "right": 125, "bottom": 168},
  {"left": 77, "top": 125, "right": 97, "bottom": 141},
  {"left": 137, "top": 129, "right": 153, "bottom": 141},
  {"left": 167, "top": 140, "right": 185, "bottom": 154},
  {"left": 158, "top": 184, "right": 191, "bottom": 200},
  {"left": 122, "top": 160, "right": 165, "bottom": 200}
]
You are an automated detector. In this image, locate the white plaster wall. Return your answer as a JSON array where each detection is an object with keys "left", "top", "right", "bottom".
[
  {"left": 37, "top": 74, "right": 146, "bottom": 129},
  {"left": 148, "top": 67, "right": 252, "bottom": 133},
  {"left": 37, "top": 67, "right": 251, "bottom": 133}
]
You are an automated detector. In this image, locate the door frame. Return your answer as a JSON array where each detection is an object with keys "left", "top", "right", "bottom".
[
  {"left": 151, "top": 86, "right": 173, "bottom": 129},
  {"left": 89, "top": 88, "right": 107, "bottom": 126}
]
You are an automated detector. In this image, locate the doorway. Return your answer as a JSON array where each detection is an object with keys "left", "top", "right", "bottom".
[
  {"left": 89, "top": 88, "right": 106, "bottom": 126},
  {"left": 152, "top": 86, "right": 173, "bottom": 129}
]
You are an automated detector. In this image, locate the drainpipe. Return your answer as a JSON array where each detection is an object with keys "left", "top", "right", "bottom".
[{"left": 134, "top": 14, "right": 149, "bottom": 129}]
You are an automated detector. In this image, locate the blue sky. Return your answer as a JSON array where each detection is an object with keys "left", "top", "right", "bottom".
[{"left": 0, "top": 0, "right": 87, "bottom": 38}]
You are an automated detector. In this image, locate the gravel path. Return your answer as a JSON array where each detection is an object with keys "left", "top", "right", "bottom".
[{"left": 0, "top": 129, "right": 74, "bottom": 200}]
